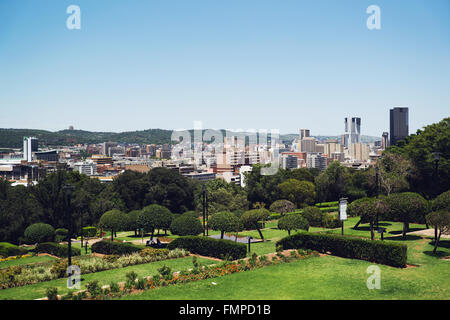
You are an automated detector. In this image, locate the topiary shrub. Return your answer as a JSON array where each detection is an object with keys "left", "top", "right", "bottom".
[
  {"left": 277, "top": 214, "right": 309, "bottom": 235},
  {"left": 55, "top": 228, "right": 68, "bottom": 242},
  {"left": 167, "top": 236, "right": 247, "bottom": 260},
  {"left": 301, "top": 206, "right": 325, "bottom": 227},
  {"left": 269, "top": 200, "right": 296, "bottom": 215},
  {"left": 24, "top": 223, "right": 55, "bottom": 244},
  {"left": 34, "top": 242, "right": 81, "bottom": 258},
  {"left": 277, "top": 232, "right": 407, "bottom": 268},
  {"left": 91, "top": 240, "right": 141, "bottom": 255},
  {"left": 170, "top": 214, "right": 203, "bottom": 236}
]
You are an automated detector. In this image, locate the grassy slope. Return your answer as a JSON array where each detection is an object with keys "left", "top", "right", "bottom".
[
  {"left": 0, "top": 255, "right": 56, "bottom": 269},
  {"left": 0, "top": 256, "right": 214, "bottom": 300},
  {"left": 121, "top": 239, "right": 450, "bottom": 300}
]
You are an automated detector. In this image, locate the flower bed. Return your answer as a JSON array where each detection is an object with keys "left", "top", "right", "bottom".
[
  {"left": 0, "top": 248, "right": 188, "bottom": 290},
  {"left": 53, "top": 249, "right": 320, "bottom": 300}
]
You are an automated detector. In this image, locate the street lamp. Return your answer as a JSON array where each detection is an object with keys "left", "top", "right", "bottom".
[
  {"left": 432, "top": 152, "right": 441, "bottom": 241},
  {"left": 202, "top": 184, "right": 207, "bottom": 237},
  {"left": 375, "top": 165, "right": 380, "bottom": 229},
  {"left": 63, "top": 184, "right": 75, "bottom": 267}
]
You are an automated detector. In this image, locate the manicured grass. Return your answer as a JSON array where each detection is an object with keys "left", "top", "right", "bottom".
[
  {"left": 120, "top": 249, "right": 450, "bottom": 300},
  {"left": 0, "top": 255, "right": 57, "bottom": 269},
  {"left": 0, "top": 256, "right": 215, "bottom": 300}
]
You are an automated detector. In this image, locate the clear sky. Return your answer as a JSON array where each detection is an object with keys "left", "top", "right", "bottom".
[{"left": 0, "top": 0, "right": 449, "bottom": 137}]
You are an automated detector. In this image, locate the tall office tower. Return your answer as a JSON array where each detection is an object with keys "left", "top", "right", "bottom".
[
  {"left": 23, "top": 137, "right": 38, "bottom": 162},
  {"left": 300, "top": 137, "right": 316, "bottom": 153},
  {"left": 343, "top": 117, "right": 361, "bottom": 148},
  {"left": 382, "top": 132, "right": 389, "bottom": 150},
  {"left": 390, "top": 107, "right": 409, "bottom": 145},
  {"left": 299, "top": 129, "right": 310, "bottom": 140}
]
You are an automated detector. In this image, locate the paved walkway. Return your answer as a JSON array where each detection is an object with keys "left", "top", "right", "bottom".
[
  {"left": 209, "top": 234, "right": 263, "bottom": 243},
  {"left": 406, "top": 228, "right": 450, "bottom": 239}
]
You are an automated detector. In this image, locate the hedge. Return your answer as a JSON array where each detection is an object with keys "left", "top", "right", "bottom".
[
  {"left": 91, "top": 240, "right": 142, "bottom": 255},
  {"left": 167, "top": 236, "right": 247, "bottom": 260},
  {"left": 34, "top": 242, "right": 81, "bottom": 258},
  {"left": 82, "top": 227, "right": 97, "bottom": 237},
  {"left": 0, "top": 242, "right": 29, "bottom": 258},
  {"left": 315, "top": 201, "right": 339, "bottom": 208},
  {"left": 276, "top": 232, "right": 407, "bottom": 268}
]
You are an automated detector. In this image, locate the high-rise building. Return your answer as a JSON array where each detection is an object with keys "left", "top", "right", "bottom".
[
  {"left": 307, "top": 153, "right": 327, "bottom": 171},
  {"left": 299, "top": 129, "right": 310, "bottom": 140},
  {"left": 343, "top": 117, "right": 361, "bottom": 148},
  {"left": 23, "top": 137, "right": 38, "bottom": 162},
  {"left": 350, "top": 143, "right": 370, "bottom": 162},
  {"left": 390, "top": 107, "right": 409, "bottom": 145},
  {"left": 382, "top": 132, "right": 389, "bottom": 150},
  {"left": 300, "top": 137, "right": 316, "bottom": 153}
]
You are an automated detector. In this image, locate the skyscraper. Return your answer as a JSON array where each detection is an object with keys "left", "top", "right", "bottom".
[
  {"left": 299, "top": 129, "right": 310, "bottom": 140},
  {"left": 382, "top": 132, "right": 389, "bottom": 150},
  {"left": 23, "top": 137, "right": 38, "bottom": 162},
  {"left": 343, "top": 117, "right": 361, "bottom": 148},
  {"left": 390, "top": 107, "right": 409, "bottom": 145}
]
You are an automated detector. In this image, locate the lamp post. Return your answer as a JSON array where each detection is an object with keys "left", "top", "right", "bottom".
[
  {"left": 202, "top": 184, "right": 206, "bottom": 237},
  {"left": 375, "top": 165, "right": 380, "bottom": 229},
  {"left": 63, "top": 184, "right": 75, "bottom": 267},
  {"left": 432, "top": 152, "right": 441, "bottom": 242}
]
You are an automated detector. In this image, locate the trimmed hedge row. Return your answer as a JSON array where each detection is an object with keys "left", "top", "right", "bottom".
[
  {"left": 34, "top": 242, "right": 81, "bottom": 258},
  {"left": 167, "top": 236, "right": 247, "bottom": 260},
  {"left": 276, "top": 232, "right": 407, "bottom": 268},
  {"left": 91, "top": 240, "right": 142, "bottom": 255},
  {"left": 315, "top": 201, "right": 339, "bottom": 208}
]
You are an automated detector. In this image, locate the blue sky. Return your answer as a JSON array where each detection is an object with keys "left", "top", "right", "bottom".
[{"left": 0, "top": 0, "right": 449, "bottom": 136}]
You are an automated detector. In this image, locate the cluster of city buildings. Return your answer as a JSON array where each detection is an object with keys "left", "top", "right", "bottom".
[{"left": 0, "top": 107, "right": 409, "bottom": 187}]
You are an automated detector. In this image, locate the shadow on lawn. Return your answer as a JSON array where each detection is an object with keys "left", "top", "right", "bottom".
[
  {"left": 388, "top": 228, "right": 425, "bottom": 235},
  {"left": 423, "top": 251, "right": 449, "bottom": 258},
  {"left": 383, "top": 235, "right": 423, "bottom": 241},
  {"left": 427, "top": 239, "right": 450, "bottom": 249}
]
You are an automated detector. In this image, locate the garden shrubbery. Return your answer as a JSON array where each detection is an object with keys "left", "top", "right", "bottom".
[
  {"left": 34, "top": 242, "right": 81, "bottom": 258},
  {"left": 91, "top": 240, "right": 142, "bottom": 255},
  {"left": 168, "top": 236, "right": 247, "bottom": 260},
  {"left": 0, "top": 242, "right": 29, "bottom": 258},
  {"left": 82, "top": 227, "right": 97, "bottom": 238},
  {"left": 277, "top": 232, "right": 407, "bottom": 268},
  {"left": 24, "top": 223, "right": 55, "bottom": 244}
]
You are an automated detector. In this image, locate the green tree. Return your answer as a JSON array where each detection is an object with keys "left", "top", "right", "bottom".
[
  {"left": 347, "top": 198, "right": 388, "bottom": 240},
  {"left": 99, "top": 209, "right": 128, "bottom": 241},
  {"left": 241, "top": 209, "right": 270, "bottom": 241},
  {"left": 24, "top": 223, "right": 55, "bottom": 244},
  {"left": 127, "top": 210, "right": 142, "bottom": 236},
  {"left": 170, "top": 214, "right": 203, "bottom": 236},
  {"left": 301, "top": 206, "right": 324, "bottom": 228},
  {"left": 385, "top": 192, "right": 428, "bottom": 239},
  {"left": 208, "top": 211, "right": 243, "bottom": 239},
  {"left": 137, "top": 204, "right": 173, "bottom": 240},
  {"left": 278, "top": 179, "right": 315, "bottom": 208},
  {"left": 277, "top": 214, "right": 309, "bottom": 235},
  {"left": 269, "top": 200, "right": 296, "bottom": 215},
  {"left": 426, "top": 210, "right": 450, "bottom": 254}
]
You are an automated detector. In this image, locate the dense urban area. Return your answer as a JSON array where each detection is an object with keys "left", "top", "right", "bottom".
[{"left": 0, "top": 110, "right": 448, "bottom": 300}]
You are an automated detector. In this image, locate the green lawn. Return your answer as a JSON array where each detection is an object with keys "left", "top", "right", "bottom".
[
  {"left": 0, "top": 256, "right": 214, "bottom": 300},
  {"left": 0, "top": 255, "right": 57, "bottom": 269},
  {"left": 120, "top": 239, "right": 450, "bottom": 300}
]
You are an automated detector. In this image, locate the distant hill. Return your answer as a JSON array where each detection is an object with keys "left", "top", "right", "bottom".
[
  {"left": 0, "top": 128, "right": 381, "bottom": 149},
  {"left": 0, "top": 128, "right": 174, "bottom": 148}
]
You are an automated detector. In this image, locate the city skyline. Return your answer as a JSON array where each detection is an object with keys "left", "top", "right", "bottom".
[{"left": 1, "top": 1, "right": 449, "bottom": 136}]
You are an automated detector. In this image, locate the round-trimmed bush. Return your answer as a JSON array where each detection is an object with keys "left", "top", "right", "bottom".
[
  {"left": 24, "top": 223, "right": 55, "bottom": 244},
  {"left": 301, "top": 206, "right": 324, "bottom": 227},
  {"left": 277, "top": 214, "right": 309, "bottom": 235},
  {"left": 269, "top": 200, "right": 296, "bottom": 215},
  {"left": 170, "top": 214, "right": 203, "bottom": 236}
]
